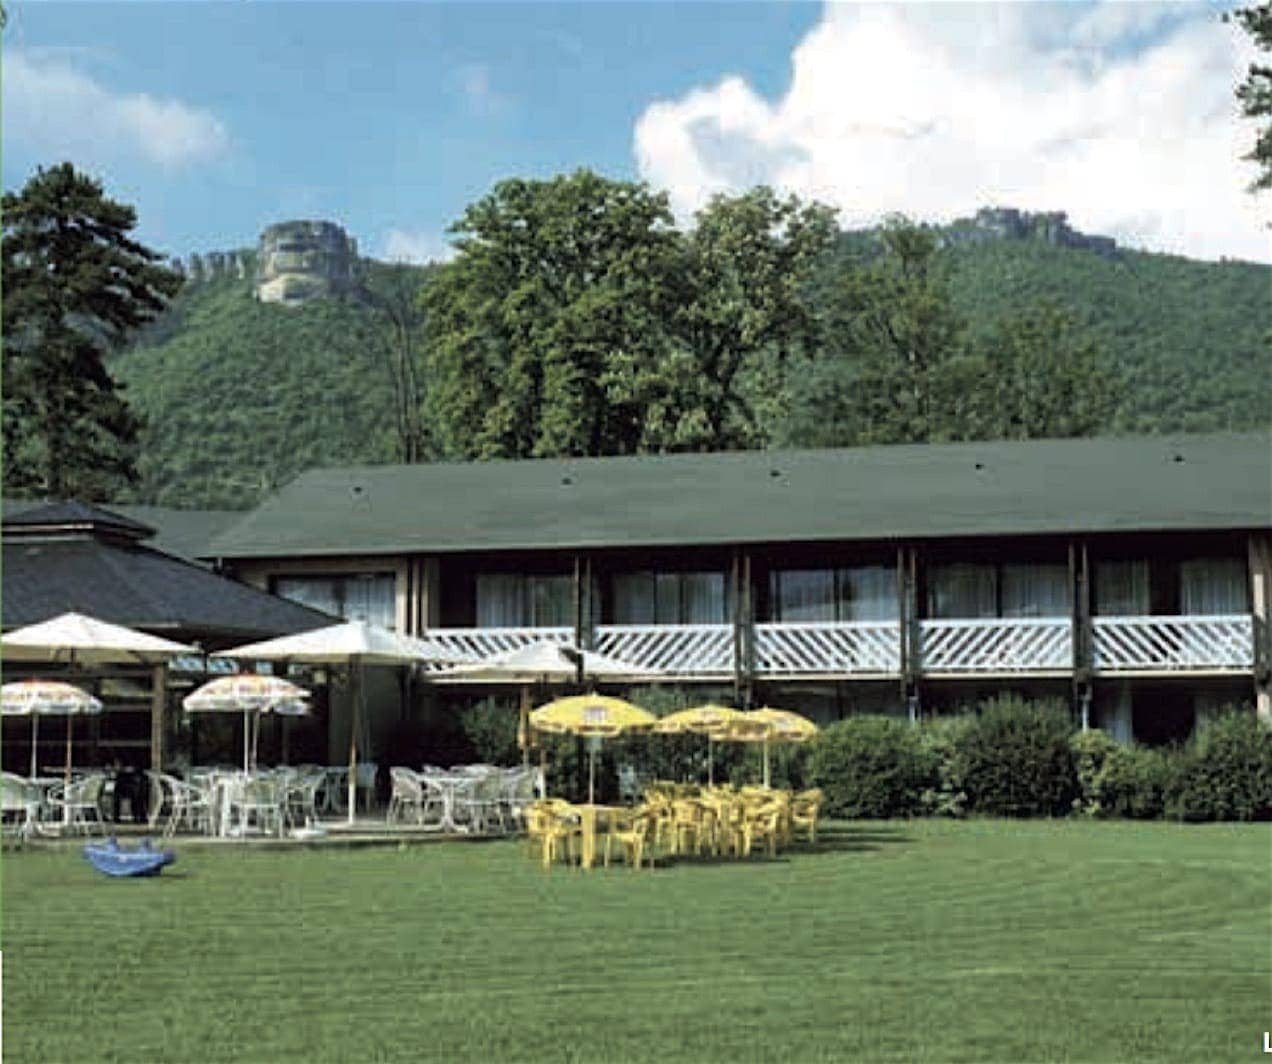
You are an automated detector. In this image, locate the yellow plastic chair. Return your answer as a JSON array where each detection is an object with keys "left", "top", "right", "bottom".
[
  {"left": 604, "top": 809, "right": 653, "bottom": 870},
  {"left": 791, "top": 788, "right": 823, "bottom": 845}
]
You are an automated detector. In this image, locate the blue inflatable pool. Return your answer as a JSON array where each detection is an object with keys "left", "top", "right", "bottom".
[{"left": 83, "top": 837, "right": 176, "bottom": 878}]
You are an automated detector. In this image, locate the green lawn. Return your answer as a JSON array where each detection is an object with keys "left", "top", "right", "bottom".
[{"left": 3, "top": 819, "right": 1269, "bottom": 1063}]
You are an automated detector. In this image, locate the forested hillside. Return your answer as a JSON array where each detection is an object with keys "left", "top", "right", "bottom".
[{"left": 113, "top": 225, "right": 1271, "bottom": 510}]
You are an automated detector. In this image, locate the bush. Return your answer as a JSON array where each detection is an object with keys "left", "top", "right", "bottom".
[
  {"left": 1070, "top": 729, "right": 1168, "bottom": 819},
  {"left": 1163, "top": 710, "right": 1272, "bottom": 822},
  {"left": 808, "top": 716, "right": 936, "bottom": 818},
  {"left": 919, "top": 715, "right": 972, "bottom": 817},
  {"left": 952, "top": 695, "right": 1076, "bottom": 817}
]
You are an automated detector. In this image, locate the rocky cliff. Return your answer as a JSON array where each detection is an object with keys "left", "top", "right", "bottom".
[{"left": 254, "top": 220, "right": 359, "bottom": 306}]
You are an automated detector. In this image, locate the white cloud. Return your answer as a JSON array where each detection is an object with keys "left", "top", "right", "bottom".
[
  {"left": 382, "top": 229, "right": 456, "bottom": 264},
  {"left": 454, "top": 63, "right": 508, "bottom": 117},
  {"left": 2, "top": 49, "right": 229, "bottom": 170},
  {"left": 634, "top": 2, "right": 1270, "bottom": 262}
]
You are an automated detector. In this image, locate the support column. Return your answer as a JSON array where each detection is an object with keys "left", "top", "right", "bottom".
[
  {"left": 902, "top": 545, "right": 920, "bottom": 722},
  {"left": 1071, "top": 540, "right": 1092, "bottom": 730},
  {"left": 1249, "top": 533, "right": 1271, "bottom": 723},
  {"left": 572, "top": 555, "right": 583, "bottom": 685},
  {"left": 150, "top": 663, "right": 167, "bottom": 771}
]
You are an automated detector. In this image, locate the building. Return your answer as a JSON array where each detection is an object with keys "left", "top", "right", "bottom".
[{"left": 207, "top": 432, "right": 1272, "bottom": 750}]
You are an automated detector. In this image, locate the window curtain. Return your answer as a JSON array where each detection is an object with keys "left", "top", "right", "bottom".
[
  {"left": 613, "top": 573, "right": 655, "bottom": 624},
  {"left": 842, "top": 566, "right": 899, "bottom": 621},
  {"left": 927, "top": 564, "right": 997, "bottom": 619},
  {"left": 613, "top": 571, "right": 727, "bottom": 624},
  {"left": 772, "top": 570, "right": 838, "bottom": 622},
  {"left": 1180, "top": 558, "right": 1248, "bottom": 615},
  {"left": 1000, "top": 564, "right": 1069, "bottom": 618},
  {"left": 1094, "top": 560, "right": 1150, "bottom": 616},
  {"left": 529, "top": 575, "right": 573, "bottom": 626},
  {"left": 274, "top": 577, "right": 338, "bottom": 617},
  {"left": 341, "top": 574, "right": 396, "bottom": 629},
  {"left": 476, "top": 574, "right": 526, "bottom": 627},
  {"left": 275, "top": 574, "right": 396, "bottom": 629}
]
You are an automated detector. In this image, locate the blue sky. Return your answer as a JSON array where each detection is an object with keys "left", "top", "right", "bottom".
[{"left": 3, "top": 2, "right": 1268, "bottom": 264}]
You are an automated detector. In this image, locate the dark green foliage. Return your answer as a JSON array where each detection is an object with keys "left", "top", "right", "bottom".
[
  {"left": 1232, "top": 3, "right": 1272, "bottom": 193},
  {"left": 1070, "top": 729, "right": 1170, "bottom": 819},
  {"left": 456, "top": 695, "right": 521, "bottom": 766},
  {"left": 807, "top": 715, "right": 936, "bottom": 818},
  {"left": 114, "top": 272, "right": 411, "bottom": 508},
  {"left": 952, "top": 695, "right": 1077, "bottom": 817},
  {"left": 1163, "top": 710, "right": 1272, "bottom": 822},
  {"left": 3, "top": 163, "right": 181, "bottom": 499},
  {"left": 918, "top": 714, "right": 972, "bottom": 817}
]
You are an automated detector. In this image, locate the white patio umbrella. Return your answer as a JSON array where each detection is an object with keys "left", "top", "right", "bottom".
[
  {"left": 183, "top": 674, "right": 311, "bottom": 774},
  {"left": 440, "top": 641, "right": 645, "bottom": 767},
  {"left": 2, "top": 679, "right": 103, "bottom": 780},
  {"left": 2, "top": 613, "right": 195, "bottom": 782},
  {"left": 213, "top": 620, "right": 467, "bottom": 824}
]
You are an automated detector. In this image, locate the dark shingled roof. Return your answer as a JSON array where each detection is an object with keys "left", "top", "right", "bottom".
[
  {"left": 1, "top": 537, "right": 337, "bottom": 647},
  {"left": 4, "top": 500, "right": 155, "bottom": 539},
  {"left": 208, "top": 432, "right": 1272, "bottom": 559},
  {"left": 3, "top": 500, "right": 243, "bottom": 563}
]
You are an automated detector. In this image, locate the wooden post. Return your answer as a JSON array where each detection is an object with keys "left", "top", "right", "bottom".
[
  {"left": 572, "top": 555, "right": 583, "bottom": 687},
  {"left": 150, "top": 663, "right": 167, "bottom": 771},
  {"left": 903, "top": 545, "right": 920, "bottom": 721},
  {"left": 1249, "top": 533, "right": 1271, "bottom": 723},
  {"left": 731, "top": 549, "right": 742, "bottom": 705}
]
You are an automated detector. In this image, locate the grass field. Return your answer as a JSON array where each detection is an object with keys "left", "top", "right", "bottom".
[{"left": 3, "top": 819, "right": 1268, "bottom": 1063}]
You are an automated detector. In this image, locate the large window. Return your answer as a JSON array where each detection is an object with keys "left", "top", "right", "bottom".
[
  {"left": 1094, "top": 560, "right": 1150, "bottom": 615},
  {"left": 612, "top": 571, "right": 728, "bottom": 624},
  {"left": 476, "top": 574, "right": 575, "bottom": 627},
  {"left": 769, "top": 567, "right": 898, "bottom": 622},
  {"left": 273, "top": 573, "right": 396, "bottom": 629},
  {"left": 927, "top": 562, "right": 1068, "bottom": 619},
  {"left": 1179, "top": 557, "right": 1248, "bottom": 614}
]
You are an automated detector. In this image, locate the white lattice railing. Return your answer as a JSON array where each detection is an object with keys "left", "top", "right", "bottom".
[
  {"left": 594, "top": 624, "right": 735, "bottom": 677},
  {"left": 1092, "top": 615, "right": 1253, "bottom": 672},
  {"left": 423, "top": 627, "right": 572, "bottom": 670},
  {"left": 920, "top": 618, "right": 1072, "bottom": 674},
  {"left": 754, "top": 622, "right": 902, "bottom": 676}
]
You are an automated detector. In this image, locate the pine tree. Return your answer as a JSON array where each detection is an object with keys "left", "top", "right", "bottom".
[{"left": 2, "top": 163, "right": 181, "bottom": 499}]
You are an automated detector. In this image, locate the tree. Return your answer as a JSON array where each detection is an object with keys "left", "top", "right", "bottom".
[
  {"left": 1231, "top": 2, "right": 1272, "bottom": 194},
  {"left": 668, "top": 188, "right": 838, "bottom": 449},
  {"left": 356, "top": 260, "right": 434, "bottom": 463},
  {"left": 421, "top": 170, "right": 684, "bottom": 459},
  {"left": 965, "top": 301, "right": 1118, "bottom": 440},
  {"left": 786, "top": 216, "right": 972, "bottom": 447},
  {"left": 3, "top": 163, "right": 180, "bottom": 499}
]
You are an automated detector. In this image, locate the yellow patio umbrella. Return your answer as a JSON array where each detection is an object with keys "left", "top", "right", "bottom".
[
  {"left": 530, "top": 694, "right": 655, "bottom": 804},
  {"left": 653, "top": 704, "right": 755, "bottom": 785},
  {"left": 737, "top": 707, "right": 820, "bottom": 788}
]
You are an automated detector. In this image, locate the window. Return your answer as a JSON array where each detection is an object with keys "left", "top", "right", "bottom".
[
  {"left": 476, "top": 574, "right": 574, "bottom": 627},
  {"left": 273, "top": 573, "right": 396, "bottom": 629},
  {"left": 1094, "top": 560, "right": 1149, "bottom": 616},
  {"left": 927, "top": 562, "right": 1069, "bottom": 619},
  {"left": 612, "top": 571, "right": 729, "bottom": 624},
  {"left": 1179, "top": 557, "right": 1248, "bottom": 615},
  {"left": 770, "top": 567, "right": 898, "bottom": 622}
]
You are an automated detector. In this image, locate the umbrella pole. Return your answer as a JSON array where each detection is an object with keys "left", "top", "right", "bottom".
[
  {"left": 707, "top": 736, "right": 713, "bottom": 786},
  {"left": 64, "top": 716, "right": 74, "bottom": 825},
  {"left": 243, "top": 708, "right": 250, "bottom": 774},
  {"left": 763, "top": 738, "right": 771, "bottom": 789},
  {"left": 30, "top": 716, "right": 39, "bottom": 778},
  {"left": 588, "top": 747, "right": 596, "bottom": 805},
  {"left": 347, "top": 662, "right": 360, "bottom": 826}
]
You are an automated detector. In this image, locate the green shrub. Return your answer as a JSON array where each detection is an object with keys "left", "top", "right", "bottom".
[
  {"left": 1164, "top": 710, "right": 1272, "bottom": 822},
  {"left": 808, "top": 716, "right": 936, "bottom": 818},
  {"left": 1070, "top": 729, "right": 1169, "bottom": 819},
  {"left": 919, "top": 715, "right": 972, "bottom": 817},
  {"left": 952, "top": 695, "right": 1076, "bottom": 817}
]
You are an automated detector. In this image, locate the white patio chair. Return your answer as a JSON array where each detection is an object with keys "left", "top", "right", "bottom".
[
  {"left": 158, "top": 773, "right": 215, "bottom": 837},
  {"left": 284, "top": 770, "right": 326, "bottom": 829},
  {"left": 505, "top": 768, "right": 543, "bottom": 834},
  {"left": 387, "top": 767, "right": 425, "bottom": 825},
  {"left": 419, "top": 774, "right": 451, "bottom": 832},
  {"left": 1, "top": 773, "right": 40, "bottom": 844},
  {"left": 46, "top": 773, "right": 107, "bottom": 835},
  {"left": 225, "top": 775, "right": 284, "bottom": 837}
]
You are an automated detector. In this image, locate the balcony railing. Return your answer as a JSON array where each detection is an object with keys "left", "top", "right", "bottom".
[
  {"left": 754, "top": 622, "right": 902, "bottom": 676},
  {"left": 919, "top": 618, "right": 1072, "bottom": 674},
  {"left": 1092, "top": 615, "right": 1253, "bottom": 673},
  {"left": 594, "top": 624, "right": 734, "bottom": 677},
  {"left": 424, "top": 626, "right": 572, "bottom": 669}
]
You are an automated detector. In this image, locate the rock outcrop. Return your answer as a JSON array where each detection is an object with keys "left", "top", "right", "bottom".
[
  {"left": 254, "top": 220, "right": 359, "bottom": 306},
  {"left": 944, "top": 208, "right": 1118, "bottom": 257}
]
